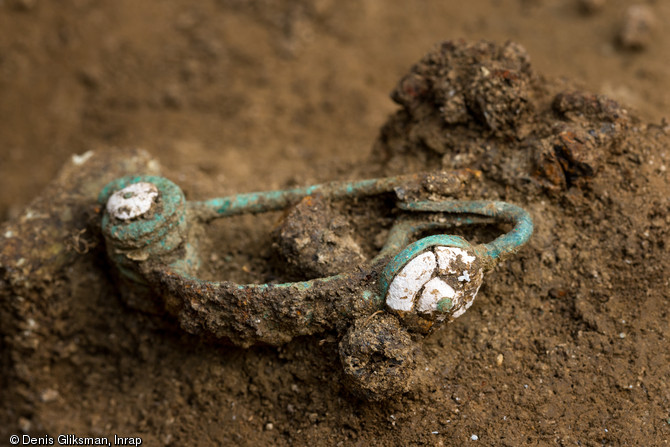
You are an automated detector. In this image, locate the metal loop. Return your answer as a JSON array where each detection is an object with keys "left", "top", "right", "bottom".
[{"left": 99, "top": 172, "right": 533, "bottom": 346}]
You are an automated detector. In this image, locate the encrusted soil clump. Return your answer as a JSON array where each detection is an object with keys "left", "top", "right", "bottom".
[
  {"left": 391, "top": 40, "right": 534, "bottom": 140},
  {"left": 274, "top": 194, "right": 365, "bottom": 278},
  {"left": 339, "top": 314, "right": 421, "bottom": 402},
  {"left": 376, "top": 40, "right": 631, "bottom": 192}
]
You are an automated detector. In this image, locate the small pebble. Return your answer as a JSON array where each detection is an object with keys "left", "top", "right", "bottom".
[
  {"left": 162, "top": 84, "right": 184, "bottom": 109},
  {"left": 619, "top": 332, "right": 626, "bottom": 339},
  {"left": 471, "top": 434, "right": 479, "bottom": 441},
  {"left": 496, "top": 353, "right": 504, "bottom": 366},
  {"left": 18, "top": 417, "right": 32, "bottom": 432},
  {"left": 71, "top": 151, "right": 94, "bottom": 166},
  {"left": 78, "top": 67, "right": 102, "bottom": 89},
  {"left": 265, "top": 423, "right": 274, "bottom": 431},
  {"left": 578, "top": 0, "right": 606, "bottom": 14},
  {"left": 40, "top": 388, "right": 59, "bottom": 403},
  {"left": 10, "top": 0, "right": 37, "bottom": 11},
  {"left": 618, "top": 5, "right": 655, "bottom": 50}
]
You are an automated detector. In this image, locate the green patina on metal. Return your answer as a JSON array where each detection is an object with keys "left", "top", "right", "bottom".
[
  {"left": 436, "top": 297, "right": 453, "bottom": 312},
  {"left": 100, "top": 171, "right": 533, "bottom": 348},
  {"left": 376, "top": 215, "right": 495, "bottom": 259},
  {"left": 107, "top": 212, "right": 186, "bottom": 253},
  {"left": 169, "top": 243, "right": 201, "bottom": 275},
  {"left": 99, "top": 175, "right": 186, "bottom": 249},
  {"left": 188, "top": 171, "right": 465, "bottom": 222},
  {"left": 379, "top": 234, "right": 472, "bottom": 298},
  {"left": 169, "top": 260, "right": 363, "bottom": 306},
  {"left": 398, "top": 200, "right": 533, "bottom": 262}
]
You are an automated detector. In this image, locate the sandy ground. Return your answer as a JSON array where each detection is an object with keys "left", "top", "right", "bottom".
[
  {"left": 1, "top": 1, "right": 669, "bottom": 445},
  {"left": 1, "top": 0, "right": 669, "bottom": 218}
]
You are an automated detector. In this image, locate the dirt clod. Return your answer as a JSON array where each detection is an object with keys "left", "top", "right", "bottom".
[
  {"left": 274, "top": 194, "right": 365, "bottom": 278},
  {"left": 390, "top": 40, "right": 533, "bottom": 141},
  {"left": 339, "top": 314, "right": 420, "bottom": 401},
  {"left": 618, "top": 5, "right": 656, "bottom": 50},
  {"left": 578, "top": 0, "right": 606, "bottom": 14},
  {"left": 378, "top": 41, "right": 631, "bottom": 191}
]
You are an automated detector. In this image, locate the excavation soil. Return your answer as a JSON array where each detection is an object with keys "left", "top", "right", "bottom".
[{"left": 1, "top": 1, "right": 670, "bottom": 446}]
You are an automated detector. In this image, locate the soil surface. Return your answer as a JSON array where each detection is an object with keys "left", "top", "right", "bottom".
[{"left": 1, "top": 1, "right": 670, "bottom": 446}]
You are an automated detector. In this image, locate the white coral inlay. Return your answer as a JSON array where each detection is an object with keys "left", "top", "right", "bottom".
[
  {"left": 386, "top": 252, "right": 436, "bottom": 312},
  {"left": 452, "top": 283, "right": 482, "bottom": 319},
  {"left": 435, "top": 246, "right": 476, "bottom": 274},
  {"left": 417, "top": 277, "right": 456, "bottom": 314},
  {"left": 107, "top": 182, "right": 159, "bottom": 220}
]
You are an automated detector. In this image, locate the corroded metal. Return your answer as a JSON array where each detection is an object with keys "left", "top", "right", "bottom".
[
  {"left": 99, "top": 173, "right": 532, "bottom": 338},
  {"left": 98, "top": 170, "right": 533, "bottom": 399}
]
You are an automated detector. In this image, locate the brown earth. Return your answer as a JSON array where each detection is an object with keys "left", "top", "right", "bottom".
[{"left": 1, "top": 1, "right": 670, "bottom": 446}]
